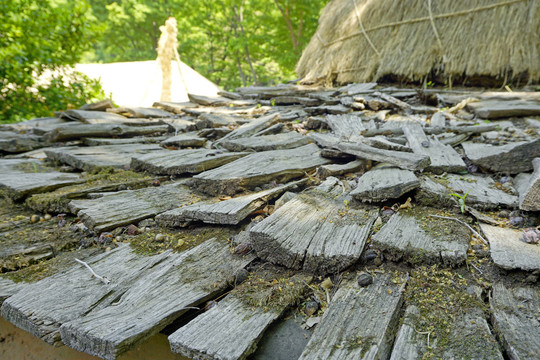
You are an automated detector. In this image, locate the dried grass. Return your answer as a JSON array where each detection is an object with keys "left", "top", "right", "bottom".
[{"left": 296, "top": 0, "right": 540, "bottom": 86}]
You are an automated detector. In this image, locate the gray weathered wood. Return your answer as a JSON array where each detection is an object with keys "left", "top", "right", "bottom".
[
  {"left": 79, "top": 99, "right": 114, "bottom": 111},
  {"left": 159, "top": 132, "right": 207, "bottom": 148},
  {"left": 304, "top": 104, "right": 350, "bottom": 115},
  {"left": 169, "top": 273, "right": 310, "bottom": 360},
  {"left": 0, "top": 278, "right": 25, "bottom": 305},
  {"left": 219, "top": 132, "right": 309, "bottom": 152},
  {"left": 157, "top": 180, "right": 304, "bottom": 227},
  {"left": 59, "top": 239, "right": 254, "bottom": 360},
  {"left": 337, "top": 142, "right": 430, "bottom": 171},
  {"left": 462, "top": 139, "right": 540, "bottom": 173},
  {"left": 480, "top": 224, "right": 540, "bottom": 272},
  {"left": 0, "top": 159, "right": 83, "bottom": 200},
  {"left": 152, "top": 101, "right": 198, "bottom": 114},
  {"left": 402, "top": 123, "right": 466, "bottom": 174},
  {"left": 490, "top": 283, "right": 540, "bottom": 360},
  {"left": 298, "top": 275, "right": 403, "bottom": 360},
  {"left": 271, "top": 96, "right": 320, "bottom": 106},
  {"left": 131, "top": 149, "right": 248, "bottom": 175},
  {"left": 338, "top": 82, "right": 377, "bottom": 95},
  {"left": 390, "top": 303, "right": 503, "bottom": 360},
  {"left": 198, "top": 113, "right": 243, "bottom": 127},
  {"left": 417, "top": 174, "right": 519, "bottom": 210},
  {"left": 371, "top": 211, "right": 469, "bottom": 266},
  {"left": 83, "top": 136, "right": 168, "bottom": 146},
  {"left": 362, "top": 135, "right": 412, "bottom": 152},
  {"left": 323, "top": 114, "right": 374, "bottom": 140},
  {"left": 250, "top": 178, "right": 377, "bottom": 274},
  {"left": 318, "top": 160, "right": 368, "bottom": 179},
  {"left": 59, "top": 110, "right": 128, "bottom": 124},
  {"left": 107, "top": 107, "right": 174, "bottom": 118},
  {"left": 193, "top": 143, "right": 331, "bottom": 196},
  {"left": 216, "top": 113, "right": 279, "bottom": 144},
  {"left": 467, "top": 99, "right": 540, "bottom": 119},
  {"left": 69, "top": 182, "right": 202, "bottom": 232},
  {"left": 518, "top": 158, "right": 540, "bottom": 211},
  {"left": 0, "top": 131, "right": 43, "bottom": 153},
  {"left": 44, "top": 123, "right": 170, "bottom": 142},
  {"left": 189, "top": 93, "right": 255, "bottom": 107},
  {"left": 351, "top": 167, "right": 420, "bottom": 202},
  {"left": 45, "top": 144, "right": 162, "bottom": 171}
]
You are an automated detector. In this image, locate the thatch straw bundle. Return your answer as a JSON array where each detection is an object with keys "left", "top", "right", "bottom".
[{"left": 296, "top": 0, "right": 539, "bottom": 86}]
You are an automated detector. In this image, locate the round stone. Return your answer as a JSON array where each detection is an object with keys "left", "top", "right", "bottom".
[
  {"left": 304, "top": 301, "right": 319, "bottom": 316},
  {"left": 357, "top": 273, "right": 373, "bottom": 287}
]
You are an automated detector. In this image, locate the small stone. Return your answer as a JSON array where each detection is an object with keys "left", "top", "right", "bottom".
[
  {"left": 500, "top": 176, "right": 511, "bottom": 184},
  {"left": 152, "top": 179, "right": 161, "bottom": 187},
  {"left": 304, "top": 301, "right": 319, "bottom": 316},
  {"left": 233, "top": 242, "right": 252, "bottom": 255},
  {"left": 498, "top": 210, "right": 511, "bottom": 218},
  {"left": 126, "top": 224, "right": 139, "bottom": 236},
  {"left": 115, "top": 236, "right": 123, "bottom": 242},
  {"left": 98, "top": 232, "right": 113, "bottom": 244},
  {"left": 357, "top": 273, "right": 373, "bottom": 287},
  {"left": 43, "top": 213, "right": 52, "bottom": 221},
  {"left": 233, "top": 268, "right": 249, "bottom": 285},
  {"left": 363, "top": 249, "right": 379, "bottom": 262},
  {"left": 373, "top": 257, "right": 383, "bottom": 266},
  {"left": 155, "top": 233, "right": 165, "bottom": 242},
  {"left": 522, "top": 229, "right": 539, "bottom": 244},
  {"left": 30, "top": 215, "right": 40, "bottom": 223},
  {"left": 509, "top": 216, "right": 524, "bottom": 227}
]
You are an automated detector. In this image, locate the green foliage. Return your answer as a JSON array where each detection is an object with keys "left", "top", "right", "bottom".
[
  {"left": 86, "top": 0, "right": 326, "bottom": 89},
  {"left": 449, "top": 190, "right": 471, "bottom": 214},
  {"left": 0, "top": 0, "right": 106, "bottom": 123}
]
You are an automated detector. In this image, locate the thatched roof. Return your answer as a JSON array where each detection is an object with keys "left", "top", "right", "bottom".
[{"left": 297, "top": 0, "right": 540, "bottom": 86}]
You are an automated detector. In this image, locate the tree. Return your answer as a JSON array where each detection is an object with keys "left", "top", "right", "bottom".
[{"left": 0, "top": 0, "right": 106, "bottom": 123}]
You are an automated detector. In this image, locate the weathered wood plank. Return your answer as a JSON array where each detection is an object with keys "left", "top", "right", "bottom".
[
  {"left": 467, "top": 99, "right": 540, "bottom": 119},
  {"left": 193, "top": 143, "right": 331, "bottom": 196},
  {"left": 518, "top": 158, "right": 540, "bottom": 211},
  {"left": 298, "top": 275, "right": 403, "bottom": 360},
  {"left": 69, "top": 182, "right": 203, "bottom": 232},
  {"left": 152, "top": 101, "right": 198, "bottom": 114},
  {"left": 107, "top": 107, "right": 174, "bottom": 118},
  {"left": 402, "top": 123, "right": 466, "bottom": 174},
  {"left": 59, "top": 110, "right": 128, "bottom": 124},
  {"left": 461, "top": 139, "right": 540, "bottom": 173},
  {"left": 351, "top": 167, "right": 420, "bottom": 202},
  {"left": 337, "top": 142, "right": 430, "bottom": 171},
  {"left": 490, "top": 283, "right": 540, "bottom": 359},
  {"left": 480, "top": 224, "right": 540, "bottom": 272},
  {"left": 0, "top": 159, "right": 83, "bottom": 200},
  {"left": 131, "top": 149, "right": 248, "bottom": 175},
  {"left": 43, "top": 123, "right": 170, "bottom": 142},
  {"left": 304, "top": 104, "right": 350, "bottom": 115},
  {"left": 59, "top": 239, "right": 254, "bottom": 360},
  {"left": 270, "top": 96, "right": 320, "bottom": 106},
  {"left": 0, "top": 131, "right": 43, "bottom": 153},
  {"left": 371, "top": 209, "right": 470, "bottom": 266},
  {"left": 157, "top": 180, "right": 304, "bottom": 227},
  {"left": 189, "top": 93, "right": 255, "bottom": 107},
  {"left": 79, "top": 99, "right": 114, "bottom": 111},
  {"left": 0, "top": 278, "right": 25, "bottom": 305},
  {"left": 44, "top": 144, "right": 162, "bottom": 171},
  {"left": 250, "top": 178, "right": 377, "bottom": 274},
  {"left": 216, "top": 113, "right": 279, "bottom": 144},
  {"left": 169, "top": 272, "right": 310, "bottom": 360},
  {"left": 323, "top": 114, "right": 373, "bottom": 140},
  {"left": 219, "top": 132, "right": 309, "bottom": 152},
  {"left": 318, "top": 159, "right": 368, "bottom": 179},
  {"left": 417, "top": 174, "right": 519, "bottom": 210},
  {"left": 83, "top": 136, "right": 168, "bottom": 146},
  {"left": 159, "top": 132, "right": 207, "bottom": 148}
]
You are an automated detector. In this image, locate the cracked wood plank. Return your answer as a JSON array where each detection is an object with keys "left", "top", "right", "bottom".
[
  {"left": 250, "top": 178, "right": 377, "bottom": 274},
  {"left": 69, "top": 182, "right": 203, "bottom": 232},
  {"left": 160, "top": 132, "right": 207, "bottom": 148},
  {"left": 0, "top": 131, "right": 43, "bottom": 153},
  {"left": 219, "top": 132, "right": 309, "bottom": 152},
  {"left": 417, "top": 174, "right": 518, "bottom": 210},
  {"left": 83, "top": 136, "right": 168, "bottom": 146},
  {"left": 216, "top": 113, "right": 279, "bottom": 144},
  {"left": 0, "top": 278, "right": 25, "bottom": 305},
  {"left": 371, "top": 209, "right": 470, "bottom": 266},
  {"left": 402, "top": 123, "right": 466, "bottom": 174},
  {"left": 461, "top": 139, "right": 540, "bottom": 173},
  {"left": 518, "top": 158, "right": 540, "bottom": 211},
  {"left": 107, "top": 107, "right": 174, "bottom": 118},
  {"left": 337, "top": 142, "right": 430, "bottom": 171},
  {"left": 480, "top": 224, "right": 540, "bottom": 272},
  {"left": 131, "top": 149, "right": 248, "bottom": 175},
  {"left": 490, "top": 283, "right": 540, "bottom": 359},
  {"left": 157, "top": 180, "right": 304, "bottom": 227},
  {"left": 44, "top": 144, "right": 162, "bottom": 171},
  {"left": 193, "top": 143, "right": 331, "bottom": 196},
  {"left": 59, "top": 239, "right": 254, "bottom": 360},
  {"left": 323, "top": 114, "right": 373, "bottom": 140},
  {"left": 298, "top": 275, "right": 403, "bottom": 360},
  {"left": 467, "top": 99, "right": 540, "bottom": 119},
  {"left": 351, "top": 167, "right": 420, "bottom": 202},
  {"left": 43, "top": 123, "right": 170, "bottom": 142},
  {"left": 59, "top": 110, "right": 128, "bottom": 124},
  {"left": 169, "top": 273, "right": 310, "bottom": 360}
]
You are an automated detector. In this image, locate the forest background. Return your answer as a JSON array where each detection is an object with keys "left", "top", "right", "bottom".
[{"left": 0, "top": 0, "right": 327, "bottom": 122}]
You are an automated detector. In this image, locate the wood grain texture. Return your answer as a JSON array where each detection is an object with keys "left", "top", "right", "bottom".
[
  {"left": 157, "top": 180, "right": 304, "bottom": 227},
  {"left": 69, "top": 182, "right": 202, "bottom": 232},
  {"left": 250, "top": 178, "right": 377, "bottom": 274},
  {"left": 519, "top": 158, "right": 540, "bottom": 211},
  {"left": 480, "top": 224, "right": 540, "bottom": 271},
  {"left": 131, "top": 149, "right": 248, "bottom": 175},
  {"left": 351, "top": 167, "right": 419, "bottom": 202},
  {"left": 193, "top": 143, "right": 331, "bottom": 196},
  {"left": 219, "top": 132, "right": 309, "bottom": 152},
  {"left": 490, "top": 283, "right": 540, "bottom": 359},
  {"left": 298, "top": 275, "right": 403, "bottom": 360},
  {"left": 44, "top": 123, "right": 170, "bottom": 142},
  {"left": 462, "top": 139, "right": 540, "bottom": 173}
]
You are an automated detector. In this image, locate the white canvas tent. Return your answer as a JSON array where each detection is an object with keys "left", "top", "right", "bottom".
[{"left": 75, "top": 60, "right": 221, "bottom": 107}]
